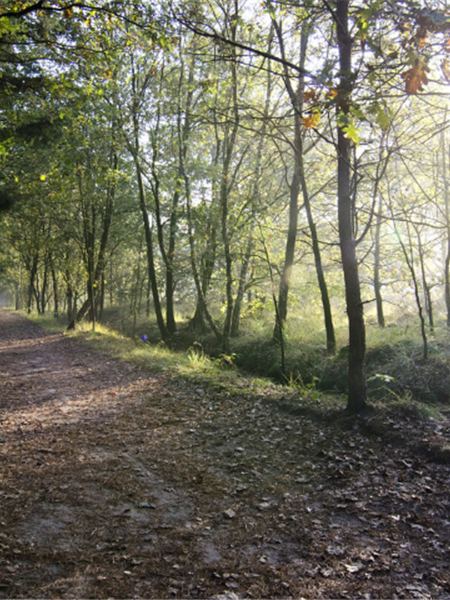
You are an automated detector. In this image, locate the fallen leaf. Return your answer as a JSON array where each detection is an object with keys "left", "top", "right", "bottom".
[{"left": 344, "top": 562, "right": 363, "bottom": 573}]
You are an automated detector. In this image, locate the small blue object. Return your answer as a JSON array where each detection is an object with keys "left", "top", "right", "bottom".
[{"left": 142, "top": 335, "right": 147, "bottom": 341}]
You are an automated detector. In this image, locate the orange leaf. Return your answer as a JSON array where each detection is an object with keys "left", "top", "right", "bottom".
[
  {"left": 302, "top": 111, "right": 320, "bottom": 129},
  {"left": 442, "top": 59, "right": 450, "bottom": 82},
  {"left": 417, "top": 35, "right": 428, "bottom": 48},
  {"left": 303, "top": 88, "right": 318, "bottom": 103},
  {"left": 401, "top": 63, "right": 429, "bottom": 94}
]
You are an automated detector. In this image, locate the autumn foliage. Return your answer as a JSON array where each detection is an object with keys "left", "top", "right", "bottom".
[{"left": 401, "top": 61, "right": 430, "bottom": 94}]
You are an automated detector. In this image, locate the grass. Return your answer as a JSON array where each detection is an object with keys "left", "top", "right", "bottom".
[
  {"left": 25, "top": 311, "right": 266, "bottom": 396},
  {"left": 23, "top": 308, "right": 450, "bottom": 413}
]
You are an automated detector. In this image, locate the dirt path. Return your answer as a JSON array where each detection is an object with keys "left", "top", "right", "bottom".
[{"left": 1, "top": 308, "right": 450, "bottom": 599}]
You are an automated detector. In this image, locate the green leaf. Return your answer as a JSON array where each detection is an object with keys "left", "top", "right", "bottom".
[
  {"left": 368, "top": 101, "right": 392, "bottom": 131},
  {"left": 375, "top": 108, "right": 391, "bottom": 131},
  {"left": 350, "top": 105, "right": 365, "bottom": 121},
  {"left": 343, "top": 122, "right": 361, "bottom": 144},
  {"left": 337, "top": 111, "right": 349, "bottom": 129}
]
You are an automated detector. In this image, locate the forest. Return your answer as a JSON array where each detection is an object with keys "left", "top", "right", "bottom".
[
  {"left": 2, "top": 0, "right": 450, "bottom": 414},
  {"left": 3, "top": 3, "right": 450, "bottom": 598}
]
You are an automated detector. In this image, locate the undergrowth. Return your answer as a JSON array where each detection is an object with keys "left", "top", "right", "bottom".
[{"left": 24, "top": 309, "right": 450, "bottom": 413}]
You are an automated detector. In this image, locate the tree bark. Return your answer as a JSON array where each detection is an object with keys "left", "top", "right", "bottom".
[
  {"left": 417, "top": 229, "right": 434, "bottom": 334},
  {"left": 271, "top": 16, "right": 335, "bottom": 352},
  {"left": 184, "top": 168, "right": 222, "bottom": 341},
  {"left": 231, "top": 36, "right": 273, "bottom": 337},
  {"left": 274, "top": 96, "right": 301, "bottom": 341},
  {"left": 396, "top": 223, "right": 428, "bottom": 360},
  {"left": 50, "top": 258, "right": 58, "bottom": 317},
  {"left": 190, "top": 222, "right": 217, "bottom": 333},
  {"left": 26, "top": 253, "right": 39, "bottom": 314},
  {"left": 135, "top": 156, "right": 169, "bottom": 342},
  {"left": 374, "top": 194, "right": 385, "bottom": 327},
  {"left": 441, "top": 130, "right": 450, "bottom": 328},
  {"left": 335, "top": 0, "right": 367, "bottom": 412},
  {"left": 221, "top": 6, "right": 240, "bottom": 354}
]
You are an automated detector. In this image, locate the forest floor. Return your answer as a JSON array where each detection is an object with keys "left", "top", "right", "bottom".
[{"left": 1, "top": 309, "right": 450, "bottom": 599}]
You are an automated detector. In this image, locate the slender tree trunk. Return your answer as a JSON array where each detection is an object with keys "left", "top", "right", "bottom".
[
  {"left": 184, "top": 169, "right": 222, "bottom": 341},
  {"left": 220, "top": 7, "right": 241, "bottom": 354},
  {"left": 190, "top": 223, "right": 217, "bottom": 333},
  {"left": 126, "top": 62, "right": 169, "bottom": 341},
  {"left": 178, "top": 92, "right": 220, "bottom": 340},
  {"left": 445, "top": 230, "right": 450, "bottom": 329},
  {"left": 50, "top": 259, "right": 58, "bottom": 317},
  {"left": 67, "top": 144, "right": 116, "bottom": 331},
  {"left": 33, "top": 271, "right": 41, "bottom": 314},
  {"left": 231, "top": 229, "right": 254, "bottom": 337},
  {"left": 335, "top": 0, "right": 367, "bottom": 412},
  {"left": 231, "top": 43, "right": 273, "bottom": 337},
  {"left": 441, "top": 131, "right": 450, "bottom": 327},
  {"left": 27, "top": 253, "right": 39, "bottom": 314},
  {"left": 135, "top": 157, "right": 169, "bottom": 342},
  {"left": 270, "top": 11, "right": 336, "bottom": 351},
  {"left": 66, "top": 278, "right": 74, "bottom": 324},
  {"left": 274, "top": 102, "right": 301, "bottom": 341},
  {"left": 417, "top": 230, "right": 434, "bottom": 334},
  {"left": 271, "top": 17, "right": 333, "bottom": 349},
  {"left": 131, "top": 258, "right": 141, "bottom": 338},
  {"left": 190, "top": 151, "right": 219, "bottom": 331},
  {"left": 15, "top": 268, "right": 22, "bottom": 310},
  {"left": 168, "top": 61, "right": 196, "bottom": 334},
  {"left": 295, "top": 24, "right": 336, "bottom": 353},
  {"left": 374, "top": 194, "right": 385, "bottom": 327},
  {"left": 397, "top": 224, "right": 428, "bottom": 360},
  {"left": 98, "top": 270, "right": 105, "bottom": 323}
]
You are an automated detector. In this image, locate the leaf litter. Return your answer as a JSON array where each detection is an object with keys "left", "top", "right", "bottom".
[{"left": 0, "top": 309, "right": 450, "bottom": 598}]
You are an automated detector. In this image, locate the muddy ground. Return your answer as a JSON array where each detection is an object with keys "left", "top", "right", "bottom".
[{"left": 1, "top": 308, "right": 450, "bottom": 599}]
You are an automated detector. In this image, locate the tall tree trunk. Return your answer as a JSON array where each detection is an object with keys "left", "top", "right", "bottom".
[
  {"left": 441, "top": 130, "right": 450, "bottom": 328},
  {"left": 66, "top": 276, "right": 74, "bottom": 324},
  {"left": 221, "top": 6, "right": 240, "bottom": 354},
  {"left": 190, "top": 223, "right": 217, "bottom": 333},
  {"left": 190, "top": 130, "right": 220, "bottom": 332},
  {"left": 168, "top": 61, "right": 196, "bottom": 335},
  {"left": 335, "top": 0, "right": 367, "bottom": 412},
  {"left": 270, "top": 11, "right": 300, "bottom": 343},
  {"left": 184, "top": 166, "right": 222, "bottom": 341},
  {"left": 270, "top": 16, "right": 332, "bottom": 348},
  {"left": 94, "top": 151, "right": 117, "bottom": 323},
  {"left": 40, "top": 256, "right": 49, "bottom": 314},
  {"left": 445, "top": 213, "right": 450, "bottom": 329},
  {"left": 231, "top": 62, "right": 273, "bottom": 336},
  {"left": 296, "top": 25, "right": 335, "bottom": 353},
  {"left": 230, "top": 229, "right": 254, "bottom": 337},
  {"left": 26, "top": 253, "right": 39, "bottom": 314},
  {"left": 417, "top": 229, "right": 434, "bottom": 334},
  {"left": 135, "top": 156, "right": 169, "bottom": 342},
  {"left": 396, "top": 223, "right": 428, "bottom": 360},
  {"left": 98, "top": 270, "right": 105, "bottom": 323},
  {"left": 67, "top": 145, "right": 116, "bottom": 331},
  {"left": 125, "top": 59, "right": 169, "bottom": 341},
  {"left": 50, "top": 258, "right": 58, "bottom": 317},
  {"left": 274, "top": 102, "right": 301, "bottom": 341},
  {"left": 374, "top": 194, "right": 385, "bottom": 328}
]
